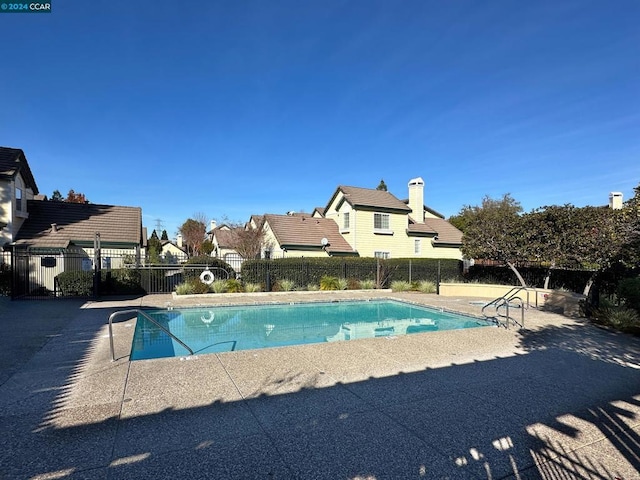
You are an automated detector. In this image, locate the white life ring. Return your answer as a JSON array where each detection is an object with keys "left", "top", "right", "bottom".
[
  {"left": 201, "top": 311, "right": 215, "bottom": 324},
  {"left": 199, "top": 269, "right": 214, "bottom": 285}
]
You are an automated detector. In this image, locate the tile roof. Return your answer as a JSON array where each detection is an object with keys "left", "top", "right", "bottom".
[
  {"left": 326, "top": 185, "right": 411, "bottom": 212},
  {"left": 407, "top": 217, "right": 462, "bottom": 245},
  {"left": 13, "top": 200, "right": 143, "bottom": 248},
  {"left": 264, "top": 214, "right": 356, "bottom": 254},
  {"left": 0, "top": 147, "right": 38, "bottom": 193},
  {"left": 212, "top": 227, "right": 244, "bottom": 249}
]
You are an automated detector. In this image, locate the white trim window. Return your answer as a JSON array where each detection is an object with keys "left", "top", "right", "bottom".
[
  {"left": 373, "top": 213, "right": 392, "bottom": 234},
  {"left": 15, "top": 187, "right": 22, "bottom": 211},
  {"left": 342, "top": 212, "right": 350, "bottom": 231},
  {"left": 414, "top": 239, "right": 421, "bottom": 254},
  {"left": 374, "top": 251, "right": 390, "bottom": 259}
]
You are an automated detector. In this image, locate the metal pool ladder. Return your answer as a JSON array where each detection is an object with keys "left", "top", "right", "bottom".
[
  {"left": 481, "top": 287, "right": 532, "bottom": 329},
  {"left": 108, "top": 309, "right": 194, "bottom": 362}
]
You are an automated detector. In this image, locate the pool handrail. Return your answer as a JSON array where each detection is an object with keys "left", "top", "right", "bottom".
[
  {"left": 108, "top": 308, "right": 194, "bottom": 362},
  {"left": 482, "top": 286, "right": 531, "bottom": 328}
]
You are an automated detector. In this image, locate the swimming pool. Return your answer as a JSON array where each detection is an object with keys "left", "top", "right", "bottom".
[{"left": 130, "top": 299, "right": 492, "bottom": 360}]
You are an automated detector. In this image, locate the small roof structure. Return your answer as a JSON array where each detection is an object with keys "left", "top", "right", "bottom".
[
  {"left": 0, "top": 147, "right": 39, "bottom": 193},
  {"left": 407, "top": 216, "right": 462, "bottom": 245},
  {"left": 12, "top": 200, "right": 143, "bottom": 249},
  {"left": 264, "top": 214, "right": 356, "bottom": 255}
]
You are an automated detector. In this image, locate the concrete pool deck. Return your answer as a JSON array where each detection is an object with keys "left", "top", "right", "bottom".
[{"left": 1, "top": 291, "right": 639, "bottom": 479}]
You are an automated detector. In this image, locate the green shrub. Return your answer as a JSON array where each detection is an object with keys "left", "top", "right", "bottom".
[
  {"left": 175, "top": 282, "right": 194, "bottom": 295},
  {"left": 211, "top": 279, "right": 227, "bottom": 293},
  {"left": 416, "top": 280, "right": 436, "bottom": 293},
  {"left": 56, "top": 271, "right": 94, "bottom": 296},
  {"left": 617, "top": 277, "right": 640, "bottom": 312},
  {"left": 320, "top": 275, "right": 340, "bottom": 290},
  {"left": 189, "top": 278, "right": 211, "bottom": 294},
  {"left": 360, "top": 279, "right": 376, "bottom": 289},
  {"left": 391, "top": 280, "right": 412, "bottom": 292},
  {"left": 241, "top": 257, "right": 463, "bottom": 287},
  {"left": 337, "top": 278, "right": 348, "bottom": 290},
  {"left": 278, "top": 279, "right": 296, "bottom": 291},
  {"left": 226, "top": 279, "right": 244, "bottom": 293},
  {"left": 306, "top": 283, "right": 319, "bottom": 291},
  {"left": 243, "top": 282, "right": 261, "bottom": 292},
  {"left": 0, "top": 263, "right": 11, "bottom": 296},
  {"left": 596, "top": 306, "right": 640, "bottom": 331}
]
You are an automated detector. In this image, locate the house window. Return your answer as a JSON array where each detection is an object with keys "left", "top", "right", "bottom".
[
  {"left": 15, "top": 187, "right": 22, "bottom": 211},
  {"left": 414, "top": 239, "right": 421, "bottom": 254},
  {"left": 343, "top": 212, "right": 350, "bottom": 230},
  {"left": 374, "top": 251, "right": 390, "bottom": 259},
  {"left": 373, "top": 213, "right": 393, "bottom": 235}
]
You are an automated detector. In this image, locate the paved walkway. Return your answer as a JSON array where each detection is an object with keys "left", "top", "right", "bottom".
[{"left": 1, "top": 291, "right": 639, "bottom": 479}]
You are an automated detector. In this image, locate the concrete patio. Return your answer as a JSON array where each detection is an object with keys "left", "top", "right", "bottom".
[{"left": 1, "top": 291, "right": 639, "bottom": 479}]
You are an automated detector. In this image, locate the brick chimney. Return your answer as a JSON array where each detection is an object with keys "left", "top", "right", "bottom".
[{"left": 408, "top": 177, "right": 425, "bottom": 223}]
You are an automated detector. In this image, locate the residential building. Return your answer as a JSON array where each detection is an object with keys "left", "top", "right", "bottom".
[
  {"left": 322, "top": 177, "right": 462, "bottom": 259},
  {"left": 0, "top": 147, "right": 39, "bottom": 248}
]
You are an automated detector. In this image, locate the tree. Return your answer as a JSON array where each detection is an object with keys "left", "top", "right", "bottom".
[
  {"left": 147, "top": 230, "right": 163, "bottom": 263},
  {"left": 51, "top": 190, "right": 64, "bottom": 202},
  {"left": 161, "top": 230, "right": 169, "bottom": 241},
  {"left": 226, "top": 216, "right": 272, "bottom": 260},
  {"left": 459, "top": 194, "right": 528, "bottom": 286},
  {"left": 376, "top": 179, "right": 388, "bottom": 191},
  {"left": 524, "top": 205, "right": 582, "bottom": 289},
  {"left": 620, "top": 183, "right": 640, "bottom": 268},
  {"left": 179, "top": 213, "right": 208, "bottom": 257},
  {"left": 65, "top": 189, "right": 88, "bottom": 203}
]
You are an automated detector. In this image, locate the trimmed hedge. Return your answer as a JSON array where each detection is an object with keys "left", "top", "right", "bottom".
[
  {"left": 56, "top": 269, "right": 146, "bottom": 296},
  {"left": 241, "top": 257, "right": 463, "bottom": 291}
]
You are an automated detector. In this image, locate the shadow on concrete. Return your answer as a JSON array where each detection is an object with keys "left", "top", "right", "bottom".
[{"left": 1, "top": 300, "right": 640, "bottom": 479}]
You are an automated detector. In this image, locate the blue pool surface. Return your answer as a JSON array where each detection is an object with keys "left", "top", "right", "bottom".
[{"left": 130, "top": 299, "right": 492, "bottom": 360}]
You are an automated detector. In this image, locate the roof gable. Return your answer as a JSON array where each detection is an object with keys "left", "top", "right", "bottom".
[
  {"left": 326, "top": 185, "right": 411, "bottom": 213},
  {"left": 0, "top": 147, "right": 39, "bottom": 193},
  {"left": 13, "top": 200, "right": 142, "bottom": 248}
]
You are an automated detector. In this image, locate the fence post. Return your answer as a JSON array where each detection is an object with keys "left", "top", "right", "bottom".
[
  {"left": 409, "top": 259, "right": 412, "bottom": 284},
  {"left": 265, "top": 260, "right": 272, "bottom": 292},
  {"left": 436, "top": 260, "right": 441, "bottom": 295},
  {"left": 93, "top": 233, "right": 101, "bottom": 298}
]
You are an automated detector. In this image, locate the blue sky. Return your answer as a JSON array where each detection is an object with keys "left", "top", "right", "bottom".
[{"left": 2, "top": 0, "right": 639, "bottom": 238}]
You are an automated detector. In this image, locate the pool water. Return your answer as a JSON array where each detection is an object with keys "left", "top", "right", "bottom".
[{"left": 130, "top": 300, "right": 492, "bottom": 360}]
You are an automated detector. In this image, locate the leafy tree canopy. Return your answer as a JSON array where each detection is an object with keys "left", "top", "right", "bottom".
[{"left": 376, "top": 179, "right": 388, "bottom": 191}]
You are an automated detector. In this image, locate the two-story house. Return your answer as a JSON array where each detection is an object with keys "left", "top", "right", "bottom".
[
  {"left": 230, "top": 177, "right": 462, "bottom": 260},
  {"left": 0, "top": 147, "right": 39, "bottom": 250},
  {"left": 322, "top": 177, "right": 462, "bottom": 259}
]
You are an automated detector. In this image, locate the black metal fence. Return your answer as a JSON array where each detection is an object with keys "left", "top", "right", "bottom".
[{"left": 0, "top": 249, "right": 613, "bottom": 299}]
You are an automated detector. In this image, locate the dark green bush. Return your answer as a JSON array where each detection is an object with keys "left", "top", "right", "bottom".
[
  {"left": 56, "top": 271, "right": 94, "bottom": 296},
  {"left": 617, "top": 277, "right": 640, "bottom": 312},
  {"left": 0, "top": 263, "right": 11, "bottom": 296},
  {"left": 241, "top": 257, "right": 463, "bottom": 291},
  {"left": 56, "top": 269, "right": 146, "bottom": 296}
]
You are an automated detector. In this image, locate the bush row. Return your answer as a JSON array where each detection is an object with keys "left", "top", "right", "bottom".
[
  {"left": 240, "top": 258, "right": 463, "bottom": 290},
  {"left": 56, "top": 269, "right": 146, "bottom": 296}
]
